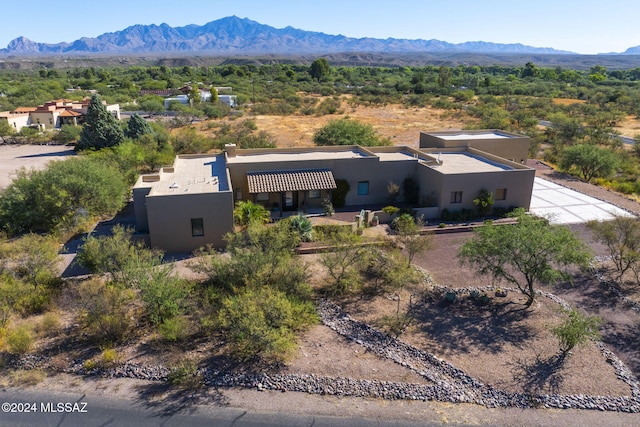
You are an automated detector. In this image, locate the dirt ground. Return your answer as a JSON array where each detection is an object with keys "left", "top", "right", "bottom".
[
  {"left": 3, "top": 111, "right": 640, "bottom": 425},
  {"left": 199, "top": 98, "right": 473, "bottom": 148}
]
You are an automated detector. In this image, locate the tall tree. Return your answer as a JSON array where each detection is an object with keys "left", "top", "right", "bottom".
[
  {"left": 77, "top": 94, "right": 124, "bottom": 151},
  {"left": 309, "top": 58, "right": 330, "bottom": 82},
  {"left": 587, "top": 216, "right": 640, "bottom": 281},
  {"left": 125, "top": 113, "right": 153, "bottom": 140},
  {"left": 458, "top": 210, "right": 591, "bottom": 308},
  {"left": 313, "top": 118, "right": 390, "bottom": 147},
  {"left": 560, "top": 144, "right": 620, "bottom": 182}
]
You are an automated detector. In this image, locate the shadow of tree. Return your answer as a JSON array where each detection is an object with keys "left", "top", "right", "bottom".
[
  {"left": 601, "top": 321, "right": 640, "bottom": 379},
  {"left": 412, "top": 292, "right": 537, "bottom": 355},
  {"left": 134, "top": 381, "right": 227, "bottom": 417},
  {"left": 506, "top": 350, "right": 566, "bottom": 395}
]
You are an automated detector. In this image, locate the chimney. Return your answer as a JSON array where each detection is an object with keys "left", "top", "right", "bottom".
[{"left": 225, "top": 143, "right": 237, "bottom": 158}]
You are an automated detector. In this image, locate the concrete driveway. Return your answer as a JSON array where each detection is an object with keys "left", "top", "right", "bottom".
[
  {"left": 530, "top": 177, "right": 634, "bottom": 224},
  {"left": 0, "top": 144, "right": 75, "bottom": 188}
]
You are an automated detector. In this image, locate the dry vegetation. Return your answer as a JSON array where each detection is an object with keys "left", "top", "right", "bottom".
[{"left": 195, "top": 96, "right": 474, "bottom": 148}]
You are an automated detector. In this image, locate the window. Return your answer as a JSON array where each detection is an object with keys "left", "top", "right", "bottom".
[
  {"left": 191, "top": 218, "right": 204, "bottom": 237},
  {"left": 357, "top": 181, "right": 369, "bottom": 196},
  {"left": 235, "top": 188, "right": 243, "bottom": 201},
  {"left": 495, "top": 188, "right": 507, "bottom": 201},
  {"left": 256, "top": 192, "right": 269, "bottom": 201},
  {"left": 308, "top": 189, "right": 321, "bottom": 199},
  {"left": 450, "top": 191, "right": 463, "bottom": 204}
]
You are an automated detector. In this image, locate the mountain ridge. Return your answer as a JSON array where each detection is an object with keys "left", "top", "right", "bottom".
[{"left": 0, "top": 16, "right": 582, "bottom": 56}]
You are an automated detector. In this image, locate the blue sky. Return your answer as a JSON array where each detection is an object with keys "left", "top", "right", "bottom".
[{"left": 2, "top": 0, "right": 639, "bottom": 55}]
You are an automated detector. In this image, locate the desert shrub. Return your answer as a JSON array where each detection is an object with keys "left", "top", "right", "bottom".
[
  {"left": 320, "top": 230, "right": 372, "bottom": 295},
  {"left": 6, "top": 369, "right": 46, "bottom": 386},
  {"left": 382, "top": 206, "right": 400, "bottom": 215},
  {"left": 135, "top": 265, "right": 191, "bottom": 325},
  {"left": 552, "top": 308, "right": 602, "bottom": 354},
  {"left": 36, "top": 312, "right": 61, "bottom": 337},
  {"left": 78, "top": 279, "right": 135, "bottom": 344},
  {"left": 100, "top": 348, "right": 122, "bottom": 367},
  {"left": 250, "top": 102, "right": 297, "bottom": 116},
  {"left": 167, "top": 360, "right": 204, "bottom": 389},
  {"left": 286, "top": 214, "right": 313, "bottom": 242},
  {"left": 315, "top": 97, "right": 342, "bottom": 115},
  {"left": 218, "top": 287, "right": 317, "bottom": 362},
  {"left": 158, "top": 316, "right": 189, "bottom": 342},
  {"left": 5, "top": 324, "right": 34, "bottom": 354},
  {"left": 366, "top": 248, "right": 419, "bottom": 294}
]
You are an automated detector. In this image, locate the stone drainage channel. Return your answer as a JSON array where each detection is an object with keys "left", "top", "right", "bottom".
[{"left": 5, "top": 285, "right": 640, "bottom": 413}]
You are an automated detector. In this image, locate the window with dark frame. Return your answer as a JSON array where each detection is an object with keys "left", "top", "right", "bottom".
[
  {"left": 256, "top": 192, "right": 269, "bottom": 201},
  {"left": 495, "top": 188, "right": 507, "bottom": 201},
  {"left": 308, "top": 189, "right": 321, "bottom": 199},
  {"left": 191, "top": 218, "right": 204, "bottom": 237},
  {"left": 357, "top": 181, "right": 369, "bottom": 196},
  {"left": 450, "top": 191, "right": 463, "bottom": 204}
]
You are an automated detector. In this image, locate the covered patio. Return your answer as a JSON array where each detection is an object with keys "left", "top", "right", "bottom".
[{"left": 246, "top": 168, "right": 337, "bottom": 218}]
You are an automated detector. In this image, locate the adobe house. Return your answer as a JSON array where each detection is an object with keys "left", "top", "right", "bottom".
[{"left": 133, "top": 131, "right": 535, "bottom": 253}]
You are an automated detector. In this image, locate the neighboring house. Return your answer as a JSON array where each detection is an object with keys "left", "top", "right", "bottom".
[
  {"left": 218, "top": 95, "right": 237, "bottom": 107},
  {"left": 0, "top": 99, "right": 120, "bottom": 132},
  {"left": 0, "top": 111, "right": 31, "bottom": 131},
  {"left": 133, "top": 131, "right": 535, "bottom": 253}
]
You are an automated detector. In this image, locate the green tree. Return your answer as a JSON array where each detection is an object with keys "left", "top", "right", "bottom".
[
  {"left": 319, "top": 230, "right": 372, "bottom": 295},
  {"left": 187, "top": 84, "right": 201, "bottom": 106},
  {"left": 521, "top": 62, "right": 539, "bottom": 78},
  {"left": 233, "top": 200, "right": 271, "bottom": 229},
  {"left": 210, "top": 86, "right": 219, "bottom": 103},
  {"left": 76, "top": 94, "right": 124, "bottom": 151},
  {"left": 458, "top": 210, "right": 592, "bottom": 308},
  {"left": 587, "top": 216, "right": 640, "bottom": 281},
  {"left": 0, "top": 120, "right": 16, "bottom": 137},
  {"left": 392, "top": 214, "right": 433, "bottom": 266},
  {"left": 313, "top": 117, "right": 390, "bottom": 147},
  {"left": 125, "top": 113, "right": 153, "bottom": 140},
  {"left": 309, "top": 58, "right": 330, "bottom": 82},
  {"left": 0, "top": 158, "right": 128, "bottom": 235},
  {"left": 438, "top": 66, "right": 451, "bottom": 88},
  {"left": 560, "top": 144, "right": 620, "bottom": 182},
  {"left": 53, "top": 124, "right": 82, "bottom": 144},
  {"left": 552, "top": 308, "right": 602, "bottom": 355}
]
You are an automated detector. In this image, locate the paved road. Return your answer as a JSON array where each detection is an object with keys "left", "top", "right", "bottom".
[{"left": 0, "top": 388, "right": 448, "bottom": 427}]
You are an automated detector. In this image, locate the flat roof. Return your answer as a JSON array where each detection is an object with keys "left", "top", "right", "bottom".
[
  {"left": 425, "top": 152, "right": 512, "bottom": 174},
  {"left": 148, "top": 154, "right": 229, "bottom": 196},
  {"left": 375, "top": 151, "right": 422, "bottom": 162},
  {"left": 227, "top": 149, "right": 371, "bottom": 164},
  {"left": 438, "top": 132, "right": 510, "bottom": 140}
]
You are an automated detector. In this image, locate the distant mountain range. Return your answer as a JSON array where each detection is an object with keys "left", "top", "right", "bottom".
[{"left": 0, "top": 16, "right": 601, "bottom": 56}]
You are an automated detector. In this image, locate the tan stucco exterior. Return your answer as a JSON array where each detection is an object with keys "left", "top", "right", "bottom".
[
  {"left": 134, "top": 131, "right": 535, "bottom": 254},
  {"left": 419, "top": 130, "right": 530, "bottom": 164}
]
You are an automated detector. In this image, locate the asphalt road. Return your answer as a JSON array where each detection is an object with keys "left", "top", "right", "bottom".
[{"left": 0, "top": 388, "right": 448, "bottom": 427}]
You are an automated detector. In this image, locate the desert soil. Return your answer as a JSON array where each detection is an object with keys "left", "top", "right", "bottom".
[{"left": 3, "top": 106, "right": 640, "bottom": 425}]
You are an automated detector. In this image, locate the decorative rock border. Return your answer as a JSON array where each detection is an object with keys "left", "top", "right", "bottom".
[{"left": 2, "top": 266, "right": 640, "bottom": 412}]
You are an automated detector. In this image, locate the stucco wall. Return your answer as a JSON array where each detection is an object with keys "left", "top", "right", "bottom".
[
  {"left": 419, "top": 131, "right": 530, "bottom": 164},
  {"left": 146, "top": 191, "right": 234, "bottom": 253}
]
